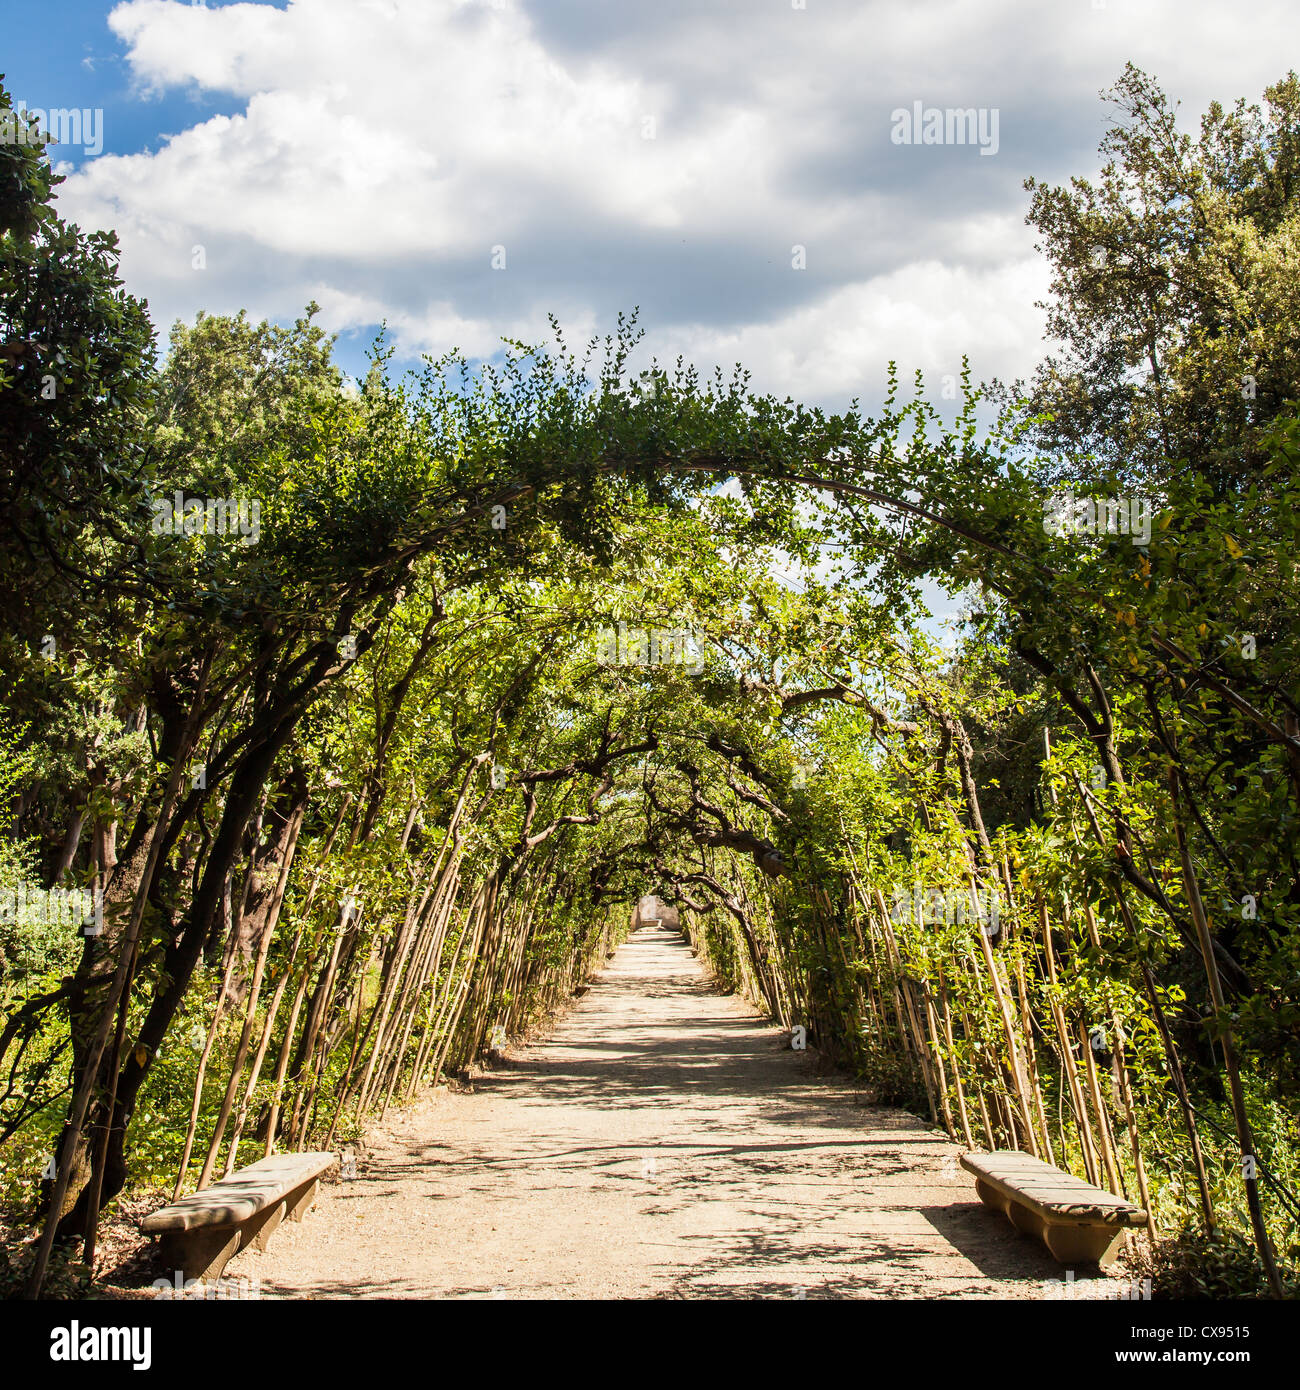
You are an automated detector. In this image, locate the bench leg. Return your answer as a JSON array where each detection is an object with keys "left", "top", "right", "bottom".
[
  {"left": 158, "top": 1226, "right": 241, "bottom": 1284},
  {"left": 974, "top": 1178, "right": 1008, "bottom": 1215},
  {"left": 285, "top": 1177, "right": 320, "bottom": 1223},
  {"left": 241, "top": 1199, "right": 287, "bottom": 1252},
  {"left": 1044, "top": 1224, "right": 1127, "bottom": 1268},
  {"left": 1007, "top": 1199, "right": 1045, "bottom": 1241}
]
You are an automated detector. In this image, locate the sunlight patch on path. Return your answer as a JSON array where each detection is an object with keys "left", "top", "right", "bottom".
[{"left": 233, "top": 923, "right": 1062, "bottom": 1299}]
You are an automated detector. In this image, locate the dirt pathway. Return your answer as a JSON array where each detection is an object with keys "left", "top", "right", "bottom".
[{"left": 234, "top": 922, "right": 1064, "bottom": 1298}]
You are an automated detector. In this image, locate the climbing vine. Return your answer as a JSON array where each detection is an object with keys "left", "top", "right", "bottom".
[{"left": 1, "top": 69, "right": 1298, "bottom": 1301}]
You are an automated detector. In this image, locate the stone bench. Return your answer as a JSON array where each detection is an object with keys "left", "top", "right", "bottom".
[
  {"left": 960, "top": 1149, "right": 1147, "bottom": 1267},
  {"left": 142, "top": 1152, "right": 337, "bottom": 1283}
]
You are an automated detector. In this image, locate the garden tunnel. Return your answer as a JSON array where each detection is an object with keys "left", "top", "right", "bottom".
[{"left": 5, "top": 291, "right": 1297, "bottom": 1304}]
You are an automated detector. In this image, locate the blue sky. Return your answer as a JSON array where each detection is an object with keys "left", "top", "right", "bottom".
[
  {"left": 4, "top": 1, "right": 260, "bottom": 159},
  {"left": 5, "top": 1, "right": 1296, "bottom": 410}
]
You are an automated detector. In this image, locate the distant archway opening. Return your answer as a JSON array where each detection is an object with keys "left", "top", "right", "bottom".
[{"left": 631, "top": 893, "right": 680, "bottom": 931}]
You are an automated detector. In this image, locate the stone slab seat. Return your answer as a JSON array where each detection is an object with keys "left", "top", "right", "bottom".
[
  {"left": 960, "top": 1149, "right": 1147, "bottom": 1267},
  {"left": 142, "top": 1152, "right": 336, "bottom": 1283}
]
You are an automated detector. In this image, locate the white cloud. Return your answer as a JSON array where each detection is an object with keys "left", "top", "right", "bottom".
[
  {"left": 87, "top": 0, "right": 773, "bottom": 250},
  {"left": 51, "top": 0, "right": 1300, "bottom": 399},
  {"left": 659, "top": 252, "right": 1049, "bottom": 400}
]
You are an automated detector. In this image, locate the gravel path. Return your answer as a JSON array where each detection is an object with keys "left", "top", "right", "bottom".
[{"left": 233, "top": 922, "right": 1063, "bottom": 1299}]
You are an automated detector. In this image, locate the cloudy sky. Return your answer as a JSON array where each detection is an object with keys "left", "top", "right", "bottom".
[{"left": 6, "top": 0, "right": 1296, "bottom": 409}]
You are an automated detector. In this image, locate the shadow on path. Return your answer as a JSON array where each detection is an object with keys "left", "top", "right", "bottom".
[{"left": 236, "top": 923, "right": 1065, "bottom": 1299}]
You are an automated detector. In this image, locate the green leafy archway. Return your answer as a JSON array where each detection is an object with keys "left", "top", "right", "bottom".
[{"left": 3, "top": 70, "right": 1298, "bottom": 1301}]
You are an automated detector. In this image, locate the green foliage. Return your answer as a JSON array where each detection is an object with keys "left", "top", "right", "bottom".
[
  {"left": 0, "top": 80, "right": 156, "bottom": 642},
  {"left": 1018, "top": 62, "right": 1300, "bottom": 493},
  {"left": 1, "top": 66, "right": 1298, "bottom": 1303}
]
